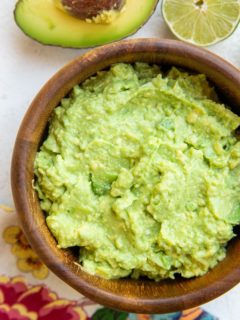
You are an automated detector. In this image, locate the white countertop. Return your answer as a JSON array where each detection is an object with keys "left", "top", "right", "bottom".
[{"left": 0, "top": 1, "right": 240, "bottom": 318}]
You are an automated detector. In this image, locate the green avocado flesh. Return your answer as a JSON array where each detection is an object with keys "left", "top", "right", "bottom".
[
  {"left": 35, "top": 63, "right": 240, "bottom": 280},
  {"left": 14, "top": 0, "right": 158, "bottom": 48}
]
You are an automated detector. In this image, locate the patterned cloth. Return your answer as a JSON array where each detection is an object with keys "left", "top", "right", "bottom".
[{"left": 0, "top": 207, "right": 217, "bottom": 320}]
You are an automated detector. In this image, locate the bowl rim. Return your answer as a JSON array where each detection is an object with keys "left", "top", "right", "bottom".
[{"left": 11, "top": 38, "right": 240, "bottom": 314}]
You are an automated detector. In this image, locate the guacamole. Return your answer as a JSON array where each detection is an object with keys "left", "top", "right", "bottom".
[{"left": 35, "top": 63, "right": 240, "bottom": 280}]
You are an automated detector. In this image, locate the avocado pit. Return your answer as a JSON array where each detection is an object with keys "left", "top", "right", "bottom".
[{"left": 60, "top": 0, "right": 125, "bottom": 20}]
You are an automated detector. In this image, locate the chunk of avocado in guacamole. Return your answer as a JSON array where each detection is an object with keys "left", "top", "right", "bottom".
[{"left": 34, "top": 63, "right": 240, "bottom": 280}]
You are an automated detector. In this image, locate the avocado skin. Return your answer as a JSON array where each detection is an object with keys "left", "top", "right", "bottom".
[{"left": 14, "top": 0, "right": 159, "bottom": 49}]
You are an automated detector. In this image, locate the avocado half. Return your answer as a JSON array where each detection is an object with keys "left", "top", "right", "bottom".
[{"left": 14, "top": 0, "right": 159, "bottom": 48}]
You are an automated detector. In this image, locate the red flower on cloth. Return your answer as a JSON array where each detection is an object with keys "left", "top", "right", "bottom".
[{"left": 0, "top": 276, "right": 87, "bottom": 320}]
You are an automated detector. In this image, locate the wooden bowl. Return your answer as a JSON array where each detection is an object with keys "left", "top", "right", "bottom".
[{"left": 11, "top": 39, "right": 240, "bottom": 314}]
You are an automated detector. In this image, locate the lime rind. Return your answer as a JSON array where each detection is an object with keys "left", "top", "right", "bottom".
[{"left": 162, "top": 0, "right": 240, "bottom": 46}]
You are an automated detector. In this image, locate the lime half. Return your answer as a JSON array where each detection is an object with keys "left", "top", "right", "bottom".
[{"left": 162, "top": 0, "right": 240, "bottom": 46}]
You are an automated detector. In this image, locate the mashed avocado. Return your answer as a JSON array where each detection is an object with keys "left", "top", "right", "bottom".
[{"left": 35, "top": 63, "right": 240, "bottom": 280}]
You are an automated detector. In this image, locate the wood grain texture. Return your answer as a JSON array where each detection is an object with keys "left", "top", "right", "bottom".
[{"left": 11, "top": 39, "right": 240, "bottom": 314}]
